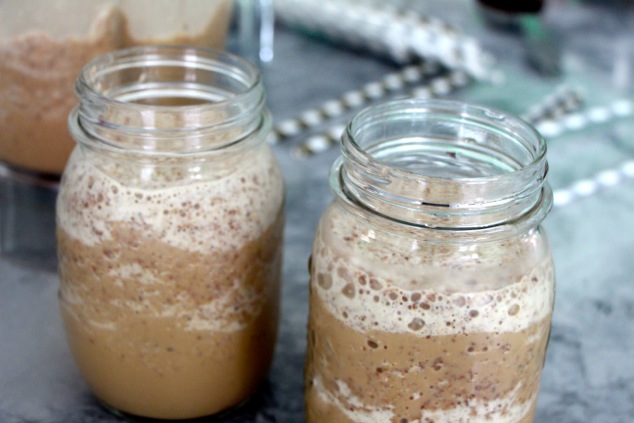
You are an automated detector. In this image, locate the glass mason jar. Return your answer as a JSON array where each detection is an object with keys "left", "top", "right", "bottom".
[
  {"left": 305, "top": 99, "right": 555, "bottom": 423},
  {"left": 56, "top": 46, "right": 285, "bottom": 420}
]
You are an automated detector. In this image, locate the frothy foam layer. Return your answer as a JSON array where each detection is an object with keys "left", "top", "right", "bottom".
[
  {"left": 57, "top": 146, "right": 284, "bottom": 253},
  {"left": 311, "top": 204, "right": 555, "bottom": 336},
  {"left": 63, "top": 279, "right": 261, "bottom": 333},
  {"left": 314, "top": 376, "right": 535, "bottom": 423},
  {"left": 314, "top": 376, "right": 395, "bottom": 422},
  {"left": 313, "top": 257, "right": 553, "bottom": 336},
  {"left": 312, "top": 207, "right": 554, "bottom": 336}
]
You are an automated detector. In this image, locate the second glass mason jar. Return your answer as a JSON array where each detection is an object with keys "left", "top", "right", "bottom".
[
  {"left": 56, "top": 46, "right": 285, "bottom": 419},
  {"left": 0, "top": 0, "right": 236, "bottom": 176},
  {"left": 305, "top": 99, "right": 555, "bottom": 423}
]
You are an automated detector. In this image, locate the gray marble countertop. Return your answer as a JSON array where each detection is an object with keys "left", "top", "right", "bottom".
[{"left": 1, "top": 1, "right": 634, "bottom": 422}]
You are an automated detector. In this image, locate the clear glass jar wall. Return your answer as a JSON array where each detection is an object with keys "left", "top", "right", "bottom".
[
  {"left": 56, "top": 46, "right": 285, "bottom": 420},
  {"left": 305, "top": 99, "right": 555, "bottom": 423}
]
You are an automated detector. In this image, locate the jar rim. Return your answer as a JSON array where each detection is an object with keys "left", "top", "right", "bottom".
[
  {"left": 343, "top": 98, "right": 547, "bottom": 184},
  {"left": 70, "top": 45, "right": 268, "bottom": 156},
  {"left": 76, "top": 45, "right": 262, "bottom": 115},
  {"left": 334, "top": 98, "right": 552, "bottom": 233},
  {"left": 330, "top": 156, "right": 553, "bottom": 241}
]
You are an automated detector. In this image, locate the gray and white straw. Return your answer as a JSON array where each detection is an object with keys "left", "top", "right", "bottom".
[
  {"left": 521, "top": 85, "right": 585, "bottom": 126},
  {"left": 535, "top": 98, "right": 633, "bottom": 139},
  {"left": 292, "top": 70, "right": 472, "bottom": 158},
  {"left": 269, "top": 61, "right": 445, "bottom": 145},
  {"left": 553, "top": 160, "right": 634, "bottom": 209},
  {"left": 275, "top": 0, "right": 494, "bottom": 80}
]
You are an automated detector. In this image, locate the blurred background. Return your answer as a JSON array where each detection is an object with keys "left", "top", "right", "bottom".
[{"left": 1, "top": 1, "right": 633, "bottom": 422}]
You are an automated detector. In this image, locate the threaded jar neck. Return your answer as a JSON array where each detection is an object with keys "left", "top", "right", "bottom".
[
  {"left": 332, "top": 98, "right": 552, "bottom": 235},
  {"left": 69, "top": 45, "right": 269, "bottom": 156}
]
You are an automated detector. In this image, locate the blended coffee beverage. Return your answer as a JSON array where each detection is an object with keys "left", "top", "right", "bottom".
[
  {"left": 0, "top": 0, "right": 232, "bottom": 175},
  {"left": 306, "top": 207, "right": 554, "bottom": 423},
  {"left": 58, "top": 148, "right": 284, "bottom": 418},
  {"left": 57, "top": 46, "right": 283, "bottom": 419},
  {"left": 305, "top": 99, "right": 555, "bottom": 423}
]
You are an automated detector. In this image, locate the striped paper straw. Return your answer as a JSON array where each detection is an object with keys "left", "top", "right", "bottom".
[
  {"left": 269, "top": 61, "right": 446, "bottom": 144},
  {"left": 522, "top": 85, "right": 585, "bottom": 126},
  {"left": 275, "top": 0, "right": 494, "bottom": 80},
  {"left": 553, "top": 160, "right": 634, "bottom": 209},
  {"left": 535, "top": 98, "right": 633, "bottom": 139},
  {"left": 292, "top": 70, "right": 472, "bottom": 158}
]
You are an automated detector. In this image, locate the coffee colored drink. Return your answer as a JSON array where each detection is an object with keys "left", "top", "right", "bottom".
[
  {"left": 56, "top": 45, "right": 283, "bottom": 419},
  {"left": 306, "top": 205, "right": 554, "bottom": 423},
  {"left": 0, "top": 1, "right": 232, "bottom": 175},
  {"left": 57, "top": 145, "right": 284, "bottom": 419},
  {"left": 305, "top": 99, "right": 555, "bottom": 423}
]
